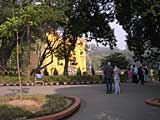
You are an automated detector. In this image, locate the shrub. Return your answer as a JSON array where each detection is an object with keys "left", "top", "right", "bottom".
[
  {"left": 0, "top": 75, "right": 103, "bottom": 83},
  {"left": 0, "top": 95, "right": 74, "bottom": 120},
  {"left": 82, "top": 72, "right": 88, "bottom": 76},
  {"left": 43, "top": 68, "right": 49, "bottom": 76},
  {"left": 53, "top": 68, "right": 59, "bottom": 76},
  {"left": 120, "top": 74, "right": 128, "bottom": 83},
  {"left": 0, "top": 76, "right": 34, "bottom": 83},
  {"left": 91, "top": 66, "right": 95, "bottom": 76},
  {"left": 77, "top": 68, "right": 82, "bottom": 76}
]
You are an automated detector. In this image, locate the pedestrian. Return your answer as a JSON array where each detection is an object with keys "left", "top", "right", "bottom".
[
  {"left": 103, "top": 62, "right": 113, "bottom": 94},
  {"left": 132, "top": 64, "right": 138, "bottom": 84},
  {"left": 138, "top": 66, "right": 144, "bottom": 85},
  {"left": 150, "top": 67, "right": 154, "bottom": 82},
  {"left": 114, "top": 66, "right": 120, "bottom": 95},
  {"left": 127, "top": 67, "right": 132, "bottom": 83},
  {"left": 143, "top": 66, "right": 149, "bottom": 82}
]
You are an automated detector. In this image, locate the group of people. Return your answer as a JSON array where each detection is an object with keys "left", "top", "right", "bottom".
[
  {"left": 127, "top": 65, "right": 149, "bottom": 85},
  {"left": 103, "top": 62, "right": 120, "bottom": 95},
  {"left": 103, "top": 62, "right": 151, "bottom": 95}
]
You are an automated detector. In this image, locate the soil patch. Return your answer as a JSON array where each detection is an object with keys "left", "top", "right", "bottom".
[
  {"left": 0, "top": 95, "right": 75, "bottom": 120},
  {"left": 7, "top": 99, "right": 40, "bottom": 108}
]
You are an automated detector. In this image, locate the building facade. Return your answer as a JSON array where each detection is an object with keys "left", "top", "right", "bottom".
[{"left": 44, "top": 33, "right": 87, "bottom": 75}]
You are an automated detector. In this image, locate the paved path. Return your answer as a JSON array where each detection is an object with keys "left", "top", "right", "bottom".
[{"left": 0, "top": 83, "right": 160, "bottom": 120}]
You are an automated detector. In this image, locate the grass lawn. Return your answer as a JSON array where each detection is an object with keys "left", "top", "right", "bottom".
[{"left": 0, "top": 94, "right": 74, "bottom": 120}]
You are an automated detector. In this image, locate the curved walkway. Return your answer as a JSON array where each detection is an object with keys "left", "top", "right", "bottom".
[{"left": 0, "top": 83, "right": 160, "bottom": 120}]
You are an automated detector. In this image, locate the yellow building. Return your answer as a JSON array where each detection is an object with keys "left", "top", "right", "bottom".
[{"left": 44, "top": 33, "right": 87, "bottom": 75}]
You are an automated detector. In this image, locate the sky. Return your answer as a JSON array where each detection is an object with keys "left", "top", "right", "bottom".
[
  {"left": 110, "top": 21, "right": 127, "bottom": 50},
  {"left": 89, "top": 21, "right": 127, "bottom": 50}
]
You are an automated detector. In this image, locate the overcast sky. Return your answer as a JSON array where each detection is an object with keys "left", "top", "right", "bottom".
[
  {"left": 110, "top": 21, "right": 127, "bottom": 50},
  {"left": 89, "top": 21, "right": 127, "bottom": 50}
]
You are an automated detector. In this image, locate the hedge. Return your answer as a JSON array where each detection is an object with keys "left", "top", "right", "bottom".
[{"left": 0, "top": 74, "right": 129, "bottom": 84}]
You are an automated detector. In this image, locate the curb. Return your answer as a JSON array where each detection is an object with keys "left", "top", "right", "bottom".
[
  {"left": 145, "top": 98, "right": 160, "bottom": 107},
  {"left": 28, "top": 96, "right": 80, "bottom": 120},
  {"left": 0, "top": 81, "right": 105, "bottom": 86}
]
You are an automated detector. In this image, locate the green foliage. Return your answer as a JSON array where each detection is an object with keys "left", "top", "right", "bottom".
[
  {"left": 0, "top": 76, "right": 34, "bottom": 83},
  {"left": 0, "top": 73, "right": 130, "bottom": 83},
  {"left": 115, "top": 0, "right": 160, "bottom": 62},
  {"left": 0, "top": 75, "right": 103, "bottom": 83},
  {"left": 36, "top": 75, "right": 103, "bottom": 83},
  {"left": 0, "top": 94, "right": 73, "bottom": 120},
  {"left": 55, "top": 0, "right": 116, "bottom": 76},
  {"left": 0, "top": 0, "right": 117, "bottom": 76},
  {"left": 83, "top": 72, "right": 88, "bottom": 76},
  {"left": 0, "top": 0, "right": 67, "bottom": 72},
  {"left": 120, "top": 73, "right": 128, "bottom": 83},
  {"left": 101, "top": 52, "right": 129, "bottom": 69},
  {"left": 0, "top": 0, "right": 17, "bottom": 24},
  {"left": 0, "top": 104, "right": 31, "bottom": 120},
  {"left": 0, "top": 5, "right": 46, "bottom": 38},
  {"left": 0, "top": 17, "right": 22, "bottom": 38},
  {"left": 88, "top": 44, "right": 134, "bottom": 70},
  {"left": 77, "top": 67, "right": 82, "bottom": 76}
]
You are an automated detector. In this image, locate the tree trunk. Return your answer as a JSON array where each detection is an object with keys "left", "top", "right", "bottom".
[
  {"left": 64, "top": 55, "right": 69, "bottom": 76},
  {"left": 63, "top": 36, "right": 78, "bottom": 76},
  {"left": 64, "top": 36, "right": 77, "bottom": 76},
  {"left": 16, "top": 32, "right": 22, "bottom": 100},
  {"left": 63, "top": 35, "right": 69, "bottom": 76},
  {"left": 27, "top": 24, "right": 31, "bottom": 81}
]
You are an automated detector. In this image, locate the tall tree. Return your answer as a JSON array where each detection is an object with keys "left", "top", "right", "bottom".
[
  {"left": 115, "top": 0, "right": 160, "bottom": 63},
  {"left": 0, "top": 0, "right": 66, "bottom": 72},
  {"left": 0, "top": 0, "right": 18, "bottom": 70},
  {"left": 100, "top": 52, "right": 129, "bottom": 69},
  {"left": 0, "top": 15, "right": 23, "bottom": 99},
  {"left": 0, "top": 0, "right": 117, "bottom": 77},
  {"left": 58, "top": 0, "right": 116, "bottom": 76}
]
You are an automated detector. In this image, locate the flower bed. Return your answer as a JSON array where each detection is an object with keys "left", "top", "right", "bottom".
[
  {"left": 0, "top": 94, "right": 78, "bottom": 120},
  {"left": 145, "top": 98, "right": 160, "bottom": 107}
]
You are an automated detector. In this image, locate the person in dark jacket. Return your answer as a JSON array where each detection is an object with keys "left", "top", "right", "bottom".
[
  {"left": 138, "top": 66, "right": 144, "bottom": 85},
  {"left": 103, "top": 62, "right": 113, "bottom": 94}
]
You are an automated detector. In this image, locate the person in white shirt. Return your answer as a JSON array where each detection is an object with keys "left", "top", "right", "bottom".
[
  {"left": 132, "top": 64, "right": 138, "bottom": 84},
  {"left": 114, "top": 66, "right": 120, "bottom": 95}
]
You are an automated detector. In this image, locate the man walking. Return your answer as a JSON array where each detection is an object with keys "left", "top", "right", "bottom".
[
  {"left": 132, "top": 64, "right": 138, "bottom": 84},
  {"left": 103, "top": 62, "right": 113, "bottom": 94}
]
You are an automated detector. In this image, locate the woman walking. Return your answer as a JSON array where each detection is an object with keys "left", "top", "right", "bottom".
[
  {"left": 114, "top": 66, "right": 120, "bottom": 95},
  {"left": 127, "top": 67, "right": 132, "bottom": 83}
]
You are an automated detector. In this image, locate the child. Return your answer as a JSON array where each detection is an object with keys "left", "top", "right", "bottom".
[
  {"left": 127, "top": 68, "right": 132, "bottom": 83},
  {"left": 114, "top": 66, "right": 120, "bottom": 95}
]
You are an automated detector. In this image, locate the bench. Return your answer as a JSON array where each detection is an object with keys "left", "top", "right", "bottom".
[{"left": 35, "top": 74, "right": 44, "bottom": 86}]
